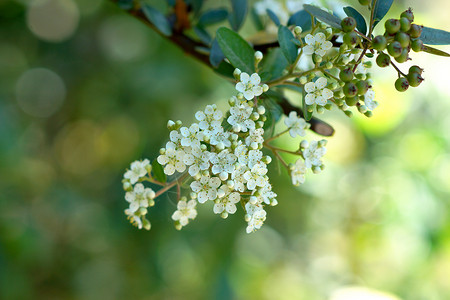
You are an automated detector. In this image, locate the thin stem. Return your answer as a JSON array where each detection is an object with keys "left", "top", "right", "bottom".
[
  {"left": 271, "top": 149, "right": 290, "bottom": 171},
  {"left": 267, "top": 67, "right": 321, "bottom": 87},
  {"left": 390, "top": 61, "right": 407, "bottom": 77},
  {"left": 355, "top": 30, "right": 371, "bottom": 42},
  {"left": 368, "top": 0, "right": 377, "bottom": 37},
  {"left": 265, "top": 129, "right": 289, "bottom": 142},
  {"left": 352, "top": 47, "right": 368, "bottom": 73},
  {"left": 140, "top": 176, "right": 165, "bottom": 186},
  {"left": 154, "top": 173, "right": 189, "bottom": 199},
  {"left": 323, "top": 70, "right": 340, "bottom": 81}
]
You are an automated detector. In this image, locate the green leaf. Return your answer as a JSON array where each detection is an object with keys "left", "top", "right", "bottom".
[
  {"left": 343, "top": 6, "right": 367, "bottom": 34},
  {"left": 194, "top": 26, "right": 212, "bottom": 44},
  {"left": 251, "top": 7, "right": 264, "bottom": 31},
  {"left": 278, "top": 26, "right": 298, "bottom": 64},
  {"left": 287, "top": 10, "right": 312, "bottom": 32},
  {"left": 229, "top": 0, "right": 248, "bottom": 31},
  {"left": 198, "top": 8, "right": 229, "bottom": 27},
  {"left": 303, "top": 4, "right": 342, "bottom": 29},
  {"left": 259, "top": 48, "right": 288, "bottom": 81},
  {"left": 266, "top": 9, "right": 280, "bottom": 26},
  {"left": 420, "top": 26, "right": 450, "bottom": 45},
  {"left": 210, "top": 39, "right": 225, "bottom": 67},
  {"left": 261, "top": 94, "right": 283, "bottom": 130},
  {"left": 216, "top": 27, "right": 255, "bottom": 74},
  {"left": 371, "top": 0, "right": 394, "bottom": 29},
  {"left": 117, "top": 0, "right": 134, "bottom": 10},
  {"left": 214, "top": 61, "right": 235, "bottom": 79},
  {"left": 422, "top": 45, "right": 450, "bottom": 57},
  {"left": 142, "top": 5, "right": 172, "bottom": 36},
  {"left": 152, "top": 160, "right": 167, "bottom": 184},
  {"left": 185, "top": 0, "right": 203, "bottom": 17}
]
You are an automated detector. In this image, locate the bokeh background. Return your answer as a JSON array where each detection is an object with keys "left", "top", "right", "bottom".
[{"left": 1, "top": 0, "right": 450, "bottom": 299}]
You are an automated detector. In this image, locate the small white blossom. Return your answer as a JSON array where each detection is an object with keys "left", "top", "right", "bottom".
[
  {"left": 227, "top": 100, "right": 255, "bottom": 132},
  {"left": 245, "top": 128, "right": 264, "bottom": 147},
  {"left": 195, "top": 104, "right": 223, "bottom": 132},
  {"left": 364, "top": 89, "right": 378, "bottom": 111},
  {"left": 235, "top": 72, "right": 264, "bottom": 100},
  {"left": 214, "top": 185, "right": 241, "bottom": 215},
  {"left": 172, "top": 199, "right": 197, "bottom": 227},
  {"left": 234, "top": 143, "right": 249, "bottom": 166},
  {"left": 245, "top": 202, "right": 267, "bottom": 233},
  {"left": 284, "top": 111, "right": 310, "bottom": 138},
  {"left": 231, "top": 166, "right": 249, "bottom": 193},
  {"left": 303, "top": 140, "right": 327, "bottom": 169},
  {"left": 304, "top": 77, "right": 333, "bottom": 106},
  {"left": 210, "top": 149, "right": 237, "bottom": 176},
  {"left": 303, "top": 32, "right": 333, "bottom": 57},
  {"left": 209, "top": 127, "right": 231, "bottom": 148},
  {"left": 243, "top": 163, "right": 268, "bottom": 190},
  {"left": 258, "top": 184, "right": 277, "bottom": 205},
  {"left": 183, "top": 146, "right": 210, "bottom": 176},
  {"left": 125, "top": 183, "right": 155, "bottom": 213},
  {"left": 290, "top": 159, "right": 307, "bottom": 186},
  {"left": 190, "top": 175, "right": 222, "bottom": 203},
  {"left": 157, "top": 148, "right": 186, "bottom": 175},
  {"left": 124, "top": 159, "right": 150, "bottom": 184},
  {"left": 180, "top": 123, "right": 203, "bottom": 148},
  {"left": 247, "top": 149, "right": 263, "bottom": 169}
]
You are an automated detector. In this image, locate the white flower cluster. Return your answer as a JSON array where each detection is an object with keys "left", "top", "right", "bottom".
[{"left": 122, "top": 159, "right": 154, "bottom": 230}]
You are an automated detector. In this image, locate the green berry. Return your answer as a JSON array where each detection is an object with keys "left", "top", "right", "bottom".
[
  {"left": 345, "top": 96, "right": 358, "bottom": 106},
  {"left": 385, "top": 19, "right": 401, "bottom": 35},
  {"left": 387, "top": 41, "right": 403, "bottom": 57},
  {"left": 407, "top": 72, "right": 424, "bottom": 87},
  {"left": 400, "top": 8, "right": 414, "bottom": 22},
  {"left": 376, "top": 53, "right": 390, "bottom": 67},
  {"left": 408, "top": 24, "right": 423, "bottom": 38},
  {"left": 395, "top": 77, "right": 409, "bottom": 92},
  {"left": 395, "top": 32, "right": 410, "bottom": 48},
  {"left": 339, "top": 68, "right": 354, "bottom": 82},
  {"left": 344, "top": 110, "right": 353, "bottom": 117},
  {"left": 341, "top": 17, "right": 357, "bottom": 32},
  {"left": 411, "top": 39, "right": 424, "bottom": 52},
  {"left": 343, "top": 32, "right": 360, "bottom": 46},
  {"left": 364, "top": 111, "right": 373, "bottom": 117},
  {"left": 343, "top": 82, "right": 358, "bottom": 97},
  {"left": 372, "top": 35, "right": 387, "bottom": 51},
  {"left": 408, "top": 65, "right": 423, "bottom": 75},
  {"left": 356, "top": 80, "right": 369, "bottom": 95},
  {"left": 394, "top": 48, "right": 409, "bottom": 63},
  {"left": 399, "top": 17, "right": 411, "bottom": 32},
  {"left": 358, "top": 0, "right": 370, "bottom": 5}
]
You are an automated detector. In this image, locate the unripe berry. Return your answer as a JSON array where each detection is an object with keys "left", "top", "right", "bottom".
[
  {"left": 364, "top": 111, "right": 373, "bottom": 117},
  {"left": 387, "top": 41, "right": 403, "bottom": 57},
  {"left": 411, "top": 39, "right": 423, "bottom": 52},
  {"left": 395, "top": 32, "right": 410, "bottom": 48},
  {"left": 345, "top": 96, "right": 358, "bottom": 106},
  {"left": 341, "top": 17, "right": 357, "bottom": 32},
  {"left": 408, "top": 24, "right": 422, "bottom": 38},
  {"left": 356, "top": 80, "right": 369, "bottom": 95},
  {"left": 358, "top": 0, "right": 370, "bottom": 5},
  {"left": 343, "top": 82, "right": 358, "bottom": 97},
  {"left": 407, "top": 72, "right": 424, "bottom": 87},
  {"left": 339, "top": 68, "right": 354, "bottom": 82},
  {"left": 394, "top": 48, "right": 409, "bottom": 63},
  {"left": 376, "top": 53, "right": 390, "bottom": 67},
  {"left": 343, "top": 31, "right": 360, "bottom": 46},
  {"left": 409, "top": 65, "right": 423, "bottom": 75},
  {"left": 385, "top": 19, "right": 400, "bottom": 34},
  {"left": 372, "top": 35, "right": 387, "bottom": 51},
  {"left": 395, "top": 77, "right": 409, "bottom": 92},
  {"left": 344, "top": 110, "right": 353, "bottom": 117},
  {"left": 400, "top": 8, "right": 414, "bottom": 22},
  {"left": 399, "top": 17, "right": 411, "bottom": 32}
]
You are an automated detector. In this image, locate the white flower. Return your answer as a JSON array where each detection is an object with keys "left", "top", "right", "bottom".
[
  {"left": 235, "top": 72, "right": 264, "bottom": 100},
  {"left": 245, "top": 202, "right": 267, "bottom": 233},
  {"left": 125, "top": 183, "right": 155, "bottom": 213},
  {"left": 243, "top": 163, "right": 268, "bottom": 190},
  {"left": 227, "top": 101, "right": 255, "bottom": 132},
  {"left": 157, "top": 148, "right": 186, "bottom": 175},
  {"left": 231, "top": 166, "right": 249, "bottom": 193},
  {"left": 303, "top": 32, "right": 333, "bottom": 57},
  {"left": 124, "top": 159, "right": 150, "bottom": 184},
  {"left": 364, "top": 89, "right": 378, "bottom": 111},
  {"left": 180, "top": 123, "right": 203, "bottom": 148},
  {"left": 258, "top": 184, "right": 277, "bottom": 205},
  {"left": 234, "top": 143, "right": 249, "bottom": 166},
  {"left": 284, "top": 111, "right": 310, "bottom": 138},
  {"left": 190, "top": 175, "right": 222, "bottom": 203},
  {"left": 172, "top": 199, "right": 197, "bottom": 227},
  {"left": 214, "top": 186, "right": 241, "bottom": 215},
  {"left": 183, "top": 146, "right": 210, "bottom": 176},
  {"left": 195, "top": 104, "right": 223, "bottom": 132},
  {"left": 290, "top": 159, "right": 307, "bottom": 186},
  {"left": 209, "top": 127, "right": 231, "bottom": 148},
  {"left": 245, "top": 128, "right": 264, "bottom": 148},
  {"left": 304, "top": 77, "right": 333, "bottom": 106},
  {"left": 210, "top": 149, "right": 237, "bottom": 176},
  {"left": 247, "top": 149, "right": 263, "bottom": 169},
  {"left": 303, "top": 140, "right": 326, "bottom": 168}
]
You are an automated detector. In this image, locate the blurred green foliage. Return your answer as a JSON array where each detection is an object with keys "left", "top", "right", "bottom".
[{"left": 1, "top": 0, "right": 450, "bottom": 299}]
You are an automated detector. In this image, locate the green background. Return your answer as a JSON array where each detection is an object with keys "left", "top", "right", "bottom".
[{"left": 1, "top": 0, "right": 450, "bottom": 299}]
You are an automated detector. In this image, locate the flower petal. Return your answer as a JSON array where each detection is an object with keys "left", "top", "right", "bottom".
[
  {"left": 250, "top": 73, "right": 261, "bottom": 85},
  {"left": 315, "top": 77, "right": 327, "bottom": 89},
  {"left": 305, "top": 94, "right": 316, "bottom": 105},
  {"left": 304, "top": 34, "right": 315, "bottom": 45},
  {"left": 315, "top": 32, "right": 326, "bottom": 43},
  {"left": 240, "top": 72, "right": 250, "bottom": 83},
  {"left": 302, "top": 45, "right": 315, "bottom": 55},
  {"left": 235, "top": 82, "right": 245, "bottom": 93},
  {"left": 321, "top": 88, "right": 333, "bottom": 99},
  {"left": 304, "top": 82, "right": 316, "bottom": 93}
]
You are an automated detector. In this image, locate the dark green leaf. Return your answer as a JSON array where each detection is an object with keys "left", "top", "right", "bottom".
[
  {"left": 261, "top": 94, "right": 283, "bottom": 130},
  {"left": 229, "top": 0, "right": 248, "bottom": 31},
  {"left": 185, "top": 0, "right": 203, "bottom": 17},
  {"left": 194, "top": 26, "right": 212, "bottom": 44},
  {"left": 304, "top": 4, "right": 342, "bottom": 29},
  {"left": 371, "top": 0, "right": 394, "bottom": 29},
  {"left": 343, "top": 6, "right": 367, "bottom": 34},
  {"left": 420, "top": 26, "right": 450, "bottom": 45},
  {"left": 117, "top": 0, "right": 134, "bottom": 10},
  {"left": 251, "top": 7, "right": 264, "bottom": 31},
  {"left": 278, "top": 26, "right": 298, "bottom": 64},
  {"left": 198, "top": 8, "right": 228, "bottom": 27},
  {"left": 288, "top": 10, "right": 312, "bottom": 32},
  {"left": 259, "top": 48, "right": 288, "bottom": 81},
  {"left": 152, "top": 160, "right": 167, "bottom": 183},
  {"left": 142, "top": 5, "right": 172, "bottom": 36},
  {"left": 210, "top": 39, "right": 225, "bottom": 67},
  {"left": 266, "top": 9, "right": 280, "bottom": 26},
  {"left": 216, "top": 27, "right": 255, "bottom": 73},
  {"left": 214, "top": 61, "right": 235, "bottom": 79},
  {"left": 422, "top": 45, "right": 450, "bottom": 57}
]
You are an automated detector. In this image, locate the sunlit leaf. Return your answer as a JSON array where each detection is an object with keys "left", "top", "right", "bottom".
[
  {"left": 422, "top": 45, "right": 450, "bottom": 57},
  {"left": 371, "top": 0, "right": 394, "bottom": 29},
  {"left": 420, "top": 26, "right": 450, "bottom": 45},
  {"left": 216, "top": 27, "right": 255, "bottom": 73},
  {"left": 304, "top": 4, "right": 342, "bottom": 29},
  {"left": 152, "top": 160, "right": 167, "bottom": 183}
]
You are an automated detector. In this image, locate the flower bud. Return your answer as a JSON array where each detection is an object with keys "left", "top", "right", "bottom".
[
  {"left": 159, "top": 148, "right": 166, "bottom": 155},
  {"left": 262, "top": 84, "right": 269, "bottom": 92},
  {"left": 175, "top": 223, "right": 182, "bottom": 230},
  {"left": 123, "top": 181, "right": 132, "bottom": 191},
  {"left": 319, "top": 139, "right": 328, "bottom": 147},
  {"left": 228, "top": 96, "right": 236, "bottom": 106},
  {"left": 142, "top": 218, "right": 151, "bottom": 230},
  {"left": 216, "top": 142, "right": 225, "bottom": 150},
  {"left": 227, "top": 180, "right": 234, "bottom": 189},
  {"left": 167, "top": 120, "right": 176, "bottom": 130},
  {"left": 219, "top": 172, "right": 228, "bottom": 181},
  {"left": 251, "top": 112, "right": 260, "bottom": 121},
  {"left": 317, "top": 106, "right": 325, "bottom": 114},
  {"left": 221, "top": 212, "right": 229, "bottom": 219},
  {"left": 237, "top": 93, "right": 244, "bottom": 100},
  {"left": 299, "top": 76, "right": 307, "bottom": 84},
  {"left": 271, "top": 199, "right": 278, "bottom": 206},
  {"left": 217, "top": 188, "right": 226, "bottom": 198},
  {"left": 300, "top": 140, "right": 309, "bottom": 149},
  {"left": 254, "top": 51, "right": 263, "bottom": 62},
  {"left": 344, "top": 110, "right": 353, "bottom": 117},
  {"left": 364, "top": 110, "right": 373, "bottom": 117},
  {"left": 294, "top": 26, "right": 303, "bottom": 36},
  {"left": 244, "top": 214, "right": 251, "bottom": 222},
  {"left": 233, "top": 68, "right": 241, "bottom": 80},
  {"left": 358, "top": 104, "right": 368, "bottom": 113},
  {"left": 257, "top": 106, "right": 266, "bottom": 115},
  {"left": 249, "top": 196, "right": 258, "bottom": 204}
]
